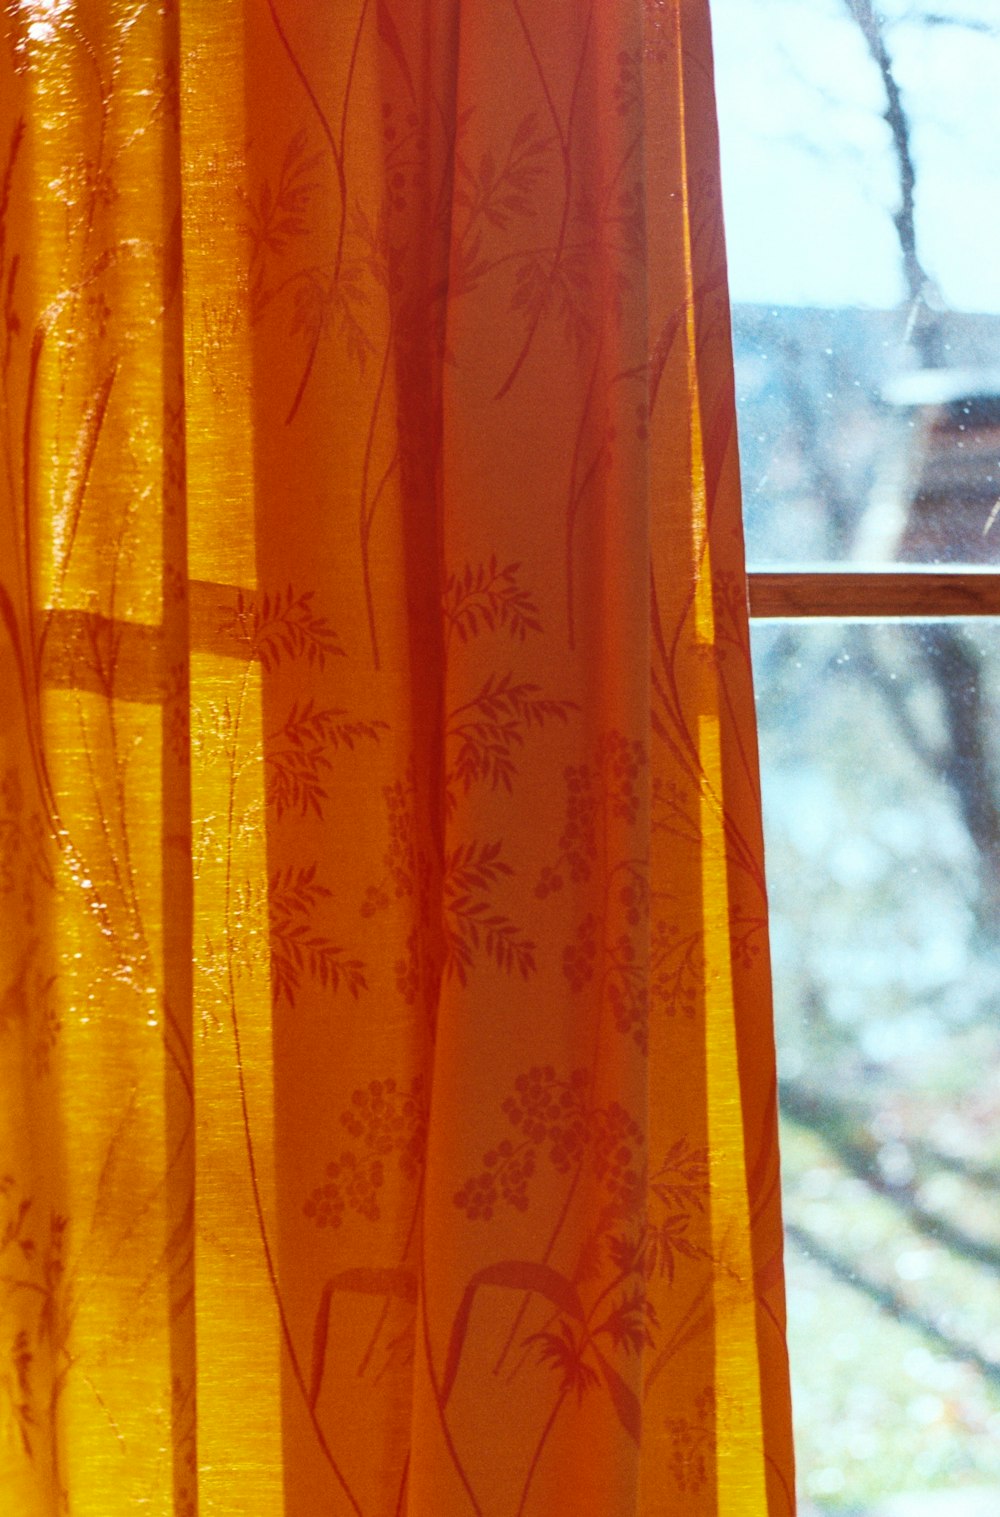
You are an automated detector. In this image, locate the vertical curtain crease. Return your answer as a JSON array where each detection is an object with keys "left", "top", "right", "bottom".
[{"left": 0, "top": 1, "right": 795, "bottom": 1513}]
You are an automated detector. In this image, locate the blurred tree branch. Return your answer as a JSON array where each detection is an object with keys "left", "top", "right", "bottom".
[
  {"left": 917, "top": 11, "right": 994, "bottom": 33},
  {"left": 786, "top": 1220, "right": 1000, "bottom": 1390},
  {"left": 843, "top": 0, "right": 942, "bottom": 365},
  {"left": 781, "top": 1078, "right": 1000, "bottom": 1274}
]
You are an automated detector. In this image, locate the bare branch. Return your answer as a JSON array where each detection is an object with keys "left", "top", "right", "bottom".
[
  {"left": 842, "top": 0, "right": 943, "bottom": 363},
  {"left": 916, "top": 11, "right": 995, "bottom": 34},
  {"left": 786, "top": 1221, "right": 1000, "bottom": 1390}
]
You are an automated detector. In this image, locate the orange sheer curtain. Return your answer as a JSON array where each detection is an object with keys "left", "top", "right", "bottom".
[{"left": 0, "top": 2, "right": 794, "bottom": 1513}]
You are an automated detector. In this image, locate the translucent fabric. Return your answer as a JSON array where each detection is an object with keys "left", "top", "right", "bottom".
[{"left": 0, "top": 2, "right": 793, "bottom": 1513}]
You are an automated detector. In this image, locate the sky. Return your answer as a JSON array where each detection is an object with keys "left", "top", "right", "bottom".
[{"left": 712, "top": 0, "right": 1000, "bottom": 312}]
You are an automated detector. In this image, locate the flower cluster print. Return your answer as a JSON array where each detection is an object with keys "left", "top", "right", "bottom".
[
  {"left": 449, "top": 1068, "right": 716, "bottom": 1462},
  {"left": 665, "top": 1387, "right": 717, "bottom": 1494},
  {"left": 303, "top": 1076, "right": 427, "bottom": 1230},
  {"left": 454, "top": 1067, "right": 644, "bottom": 1220}
]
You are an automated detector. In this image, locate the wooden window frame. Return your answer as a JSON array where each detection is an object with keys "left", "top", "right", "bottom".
[{"left": 747, "top": 568, "right": 1000, "bottom": 620}]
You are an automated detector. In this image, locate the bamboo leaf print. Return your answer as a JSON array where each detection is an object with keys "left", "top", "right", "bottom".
[
  {"left": 310, "top": 1266, "right": 418, "bottom": 1410},
  {"left": 269, "top": 864, "right": 366, "bottom": 1006},
  {"left": 442, "top": 558, "right": 543, "bottom": 645},
  {"left": 220, "top": 586, "right": 345, "bottom": 671},
  {"left": 266, "top": 700, "right": 388, "bottom": 820},
  {"left": 526, "top": 1321, "right": 599, "bottom": 1403},
  {"left": 442, "top": 1260, "right": 586, "bottom": 1407},
  {"left": 593, "top": 1346, "right": 642, "bottom": 1445}
]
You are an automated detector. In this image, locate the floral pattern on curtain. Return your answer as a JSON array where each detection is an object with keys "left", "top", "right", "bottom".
[{"left": 0, "top": 0, "right": 794, "bottom": 1513}]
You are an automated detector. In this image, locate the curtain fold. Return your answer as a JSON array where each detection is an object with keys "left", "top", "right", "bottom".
[{"left": 0, "top": 1, "right": 795, "bottom": 1513}]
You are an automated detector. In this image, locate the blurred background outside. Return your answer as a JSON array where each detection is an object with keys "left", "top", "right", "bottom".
[{"left": 712, "top": 3, "right": 1000, "bottom": 1513}]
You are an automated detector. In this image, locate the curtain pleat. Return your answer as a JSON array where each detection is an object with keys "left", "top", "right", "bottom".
[{"left": 0, "top": 2, "right": 794, "bottom": 1513}]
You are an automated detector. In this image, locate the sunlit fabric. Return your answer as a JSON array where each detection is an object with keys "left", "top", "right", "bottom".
[{"left": 0, "top": 2, "right": 794, "bottom": 1513}]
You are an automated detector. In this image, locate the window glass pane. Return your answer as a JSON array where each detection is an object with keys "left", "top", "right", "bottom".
[
  {"left": 713, "top": 0, "right": 1000, "bottom": 565},
  {"left": 752, "top": 619, "right": 1000, "bottom": 1514}
]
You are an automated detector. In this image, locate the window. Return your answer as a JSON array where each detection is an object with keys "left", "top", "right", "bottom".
[{"left": 713, "top": 1, "right": 1000, "bottom": 1511}]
